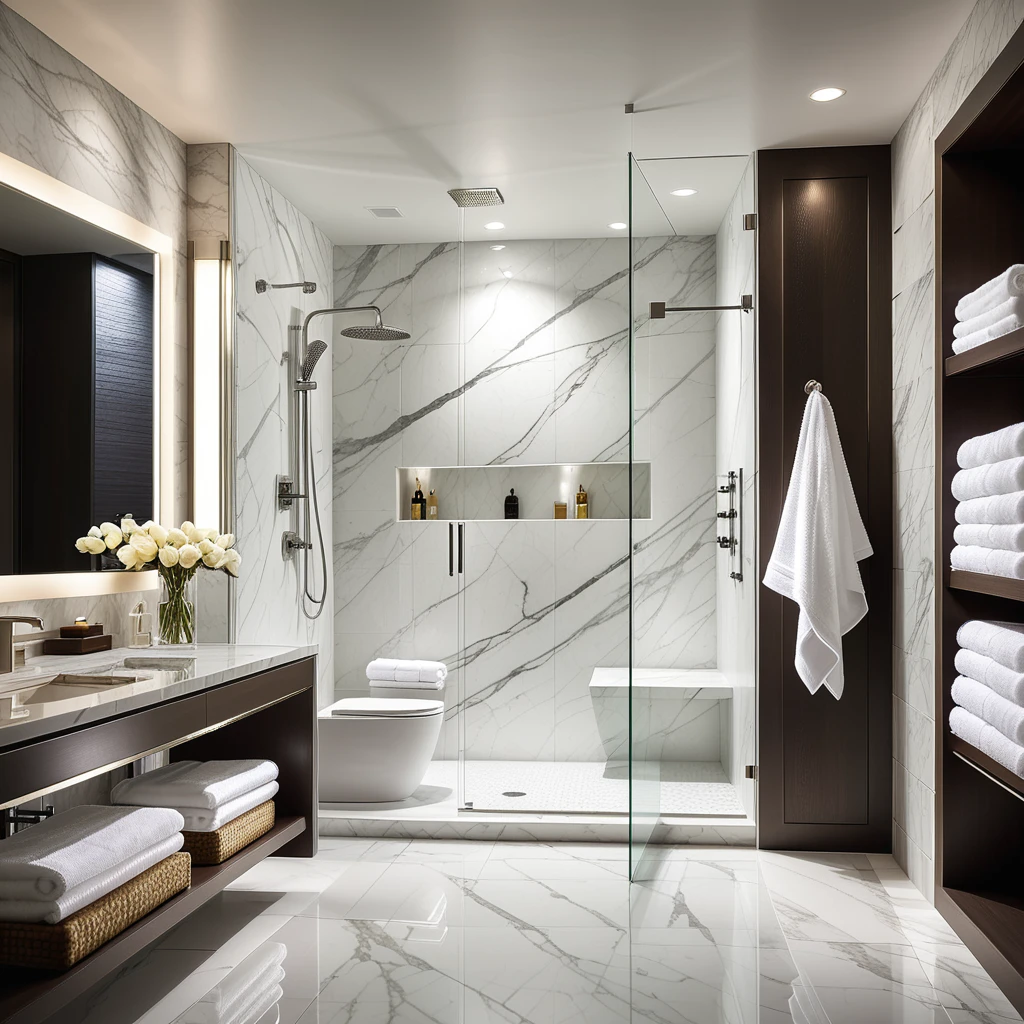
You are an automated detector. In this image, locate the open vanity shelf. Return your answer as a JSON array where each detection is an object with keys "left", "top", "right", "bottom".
[{"left": 934, "top": 22, "right": 1024, "bottom": 1014}]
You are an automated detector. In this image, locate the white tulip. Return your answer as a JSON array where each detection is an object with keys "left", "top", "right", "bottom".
[
  {"left": 88, "top": 525, "right": 103, "bottom": 539},
  {"left": 177, "top": 544, "right": 201, "bottom": 569},
  {"left": 139, "top": 520, "right": 156, "bottom": 533},
  {"left": 221, "top": 548, "right": 241, "bottom": 577},
  {"left": 121, "top": 517, "right": 139, "bottom": 536},
  {"left": 99, "top": 521, "right": 118, "bottom": 535},
  {"left": 102, "top": 526, "right": 123, "bottom": 549},
  {"left": 76, "top": 536, "right": 105, "bottom": 554},
  {"left": 202, "top": 544, "right": 225, "bottom": 568},
  {"left": 129, "top": 531, "right": 158, "bottom": 562},
  {"left": 158, "top": 545, "right": 179, "bottom": 567},
  {"left": 166, "top": 528, "right": 188, "bottom": 548},
  {"left": 149, "top": 523, "right": 169, "bottom": 547},
  {"left": 215, "top": 534, "right": 235, "bottom": 550},
  {"left": 117, "top": 545, "right": 141, "bottom": 570},
  {"left": 197, "top": 538, "right": 214, "bottom": 554}
]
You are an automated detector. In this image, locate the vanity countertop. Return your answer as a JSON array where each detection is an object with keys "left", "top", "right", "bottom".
[{"left": 0, "top": 643, "right": 317, "bottom": 749}]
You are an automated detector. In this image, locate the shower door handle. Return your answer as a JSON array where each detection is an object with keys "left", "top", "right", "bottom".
[
  {"left": 458, "top": 523, "right": 464, "bottom": 575},
  {"left": 449, "top": 522, "right": 454, "bottom": 577}
]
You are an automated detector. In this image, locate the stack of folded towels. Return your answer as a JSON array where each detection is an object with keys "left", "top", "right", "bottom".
[
  {"left": 952, "top": 421, "right": 1024, "bottom": 580},
  {"left": 950, "top": 619, "right": 1024, "bottom": 778},
  {"left": 953, "top": 265, "right": 1024, "bottom": 354},
  {"left": 0, "top": 805, "right": 184, "bottom": 924},
  {"left": 188, "top": 941, "right": 285, "bottom": 1024},
  {"left": 367, "top": 658, "right": 447, "bottom": 690},
  {"left": 111, "top": 760, "right": 279, "bottom": 832}
]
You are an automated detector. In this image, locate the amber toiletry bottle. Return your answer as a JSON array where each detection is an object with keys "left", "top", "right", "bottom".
[{"left": 576, "top": 484, "right": 589, "bottom": 519}]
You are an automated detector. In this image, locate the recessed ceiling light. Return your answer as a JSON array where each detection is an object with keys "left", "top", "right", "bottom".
[
  {"left": 670, "top": 188, "right": 698, "bottom": 197},
  {"left": 608, "top": 222, "right": 627, "bottom": 230},
  {"left": 484, "top": 221, "right": 505, "bottom": 230},
  {"left": 809, "top": 87, "right": 846, "bottom": 102},
  {"left": 490, "top": 244, "right": 506, "bottom": 251},
  {"left": 502, "top": 269, "right": 514, "bottom": 279}
]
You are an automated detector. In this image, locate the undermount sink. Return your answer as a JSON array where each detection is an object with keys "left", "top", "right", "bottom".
[{"left": 1, "top": 672, "right": 151, "bottom": 715}]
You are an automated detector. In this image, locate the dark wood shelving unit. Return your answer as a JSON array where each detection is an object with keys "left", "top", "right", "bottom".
[
  {"left": 935, "top": 20, "right": 1024, "bottom": 1016},
  {"left": 0, "top": 816, "right": 306, "bottom": 1024}
]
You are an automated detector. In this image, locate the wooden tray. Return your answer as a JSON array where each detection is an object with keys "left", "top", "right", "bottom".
[{"left": 42, "top": 634, "right": 113, "bottom": 655}]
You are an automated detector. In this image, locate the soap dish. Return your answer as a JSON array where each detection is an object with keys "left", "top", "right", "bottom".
[{"left": 42, "top": 634, "right": 113, "bottom": 655}]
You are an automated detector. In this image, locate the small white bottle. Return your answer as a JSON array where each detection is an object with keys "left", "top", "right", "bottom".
[{"left": 128, "top": 600, "right": 152, "bottom": 648}]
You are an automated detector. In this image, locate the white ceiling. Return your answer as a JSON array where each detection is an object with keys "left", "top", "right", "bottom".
[{"left": 9, "top": 0, "right": 973, "bottom": 243}]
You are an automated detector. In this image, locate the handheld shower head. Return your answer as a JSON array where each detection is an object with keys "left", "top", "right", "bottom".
[{"left": 299, "top": 339, "right": 328, "bottom": 382}]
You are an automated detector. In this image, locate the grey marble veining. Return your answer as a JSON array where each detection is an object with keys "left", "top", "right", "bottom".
[{"left": 186, "top": 142, "right": 230, "bottom": 241}]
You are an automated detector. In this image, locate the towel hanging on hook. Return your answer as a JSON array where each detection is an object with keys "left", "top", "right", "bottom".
[{"left": 804, "top": 379, "right": 823, "bottom": 395}]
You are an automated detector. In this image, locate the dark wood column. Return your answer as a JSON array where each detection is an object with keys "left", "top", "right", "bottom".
[{"left": 757, "top": 145, "right": 893, "bottom": 851}]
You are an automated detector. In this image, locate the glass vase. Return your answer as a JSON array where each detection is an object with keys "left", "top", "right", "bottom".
[{"left": 157, "top": 568, "right": 197, "bottom": 648}]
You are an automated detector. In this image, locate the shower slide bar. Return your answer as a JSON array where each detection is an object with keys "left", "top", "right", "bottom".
[{"left": 649, "top": 294, "right": 753, "bottom": 318}]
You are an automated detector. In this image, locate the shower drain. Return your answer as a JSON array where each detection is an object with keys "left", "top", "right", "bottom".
[{"left": 502, "top": 791, "right": 527, "bottom": 798}]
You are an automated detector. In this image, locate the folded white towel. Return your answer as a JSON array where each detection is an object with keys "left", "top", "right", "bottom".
[
  {"left": 957, "top": 620, "right": 1024, "bottom": 672},
  {"left": 225, "top": 982, "right": 283, "bottom": 1024},
  {"left": 762, "top": 390, "right": 872, "bottom": 699},
  {"left": 955, "top": 491, "right": 1024, "bottom": 526},
  {"left": 0, "top": 804, "right": 184, "bottom": 901},
  {"left": 0, "top": 834, "right": 183, "bottom": 923},
  {"left": 953, "top": 524, "right": 1024, "bottom": 552},
  {"left": 111, "top": 760, "right": 278, "bottom": 811},
  {"left": 368, "top": 677, "right": 444, "bottom": 691},
  {"left": 950, "top": 706, "right": 1024, "bottom": 777},
  {"left": 366, "top": 658, "right": 447, "bottom": 684},
  {"left": 956, "top": 649, "right": 1024, "bottom": 704},
  {"left": 955, "top": 296, "right": 1024, "bottom": 339},
  {"left": 179, "top": 781, "right": 278, "bottom": 832},
  {"left": 952, "top": 676, "right": 1024, "bottom": 744},
  {"left": 952, "top": 312, "right": 1024, "bottom": 354},
  {"left": 950, "top": 545, "right": 1024, "bottom": 579},
  {"left": 958, "top": 422, "right": 1024, "bottom": 470},
  {"left": 956, "top": 265, "right": 1024, "bottom": 322},
  {"left": 951, "top": 457, "right": 1024, "bottom": 502},
  {"left": 192, "top": 942, "right": 286, "bottom": 1024}
]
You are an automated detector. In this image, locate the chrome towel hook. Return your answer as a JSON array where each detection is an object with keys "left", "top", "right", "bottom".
[{"left": 804, "top": 379, "right": 823, "bottom": 395}]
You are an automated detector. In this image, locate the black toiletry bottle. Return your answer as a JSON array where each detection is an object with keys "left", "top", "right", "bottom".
[
  {"left": 412, "top": 477, "right": 427, "bottom": 521},
  {"left": 504, "top": 488, "right": 519, "bottom": 520}
]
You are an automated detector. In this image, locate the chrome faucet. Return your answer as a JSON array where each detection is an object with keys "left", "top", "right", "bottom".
[{"left": 0, "top": 616, "right": 43, "bottom": 674}]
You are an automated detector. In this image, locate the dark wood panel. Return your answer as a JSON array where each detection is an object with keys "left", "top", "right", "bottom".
[
  {"left": 949, "top": 570, "right": 1024, "bottom": 602},
  {"left": 950, "top": 735, "right": 1024, "bottom": 799},
  {"left": 204, "top": 657, "right": 314, "bottom": 723},
  {"left": 0, "top": 249, "right": 17, "bottom": 575},
  {"left": 757, "top": 145, "right": 893, "bottom": 850}
]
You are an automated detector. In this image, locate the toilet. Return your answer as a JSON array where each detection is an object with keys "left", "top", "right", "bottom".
[{"left": 318, "top": 697, "right": 444, "bottom": 802}]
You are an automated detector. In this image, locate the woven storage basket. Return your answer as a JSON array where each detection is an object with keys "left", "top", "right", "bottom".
[
  {"left": 181, "top": 800, "right": 275, "bottom": 866},
  {"left": 0, "top": 852, "right": 190, "bottom": 970}
]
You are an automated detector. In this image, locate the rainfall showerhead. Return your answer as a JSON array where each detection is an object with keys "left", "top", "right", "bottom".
[
  {"left": 340, "top": 323, "right": 411, "bottom": 341},
  {"left": 447, "top": 187, "right": 504, "bottom": 208},
  {"left": 299, "top": 339, "right": 328, "bottom": 381}
]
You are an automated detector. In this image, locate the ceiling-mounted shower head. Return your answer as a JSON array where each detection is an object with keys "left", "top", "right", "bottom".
[
  {"left": 447, "top": 187, "right": 504, "bottom": 208},
  {"left": 299, "top": 339, "right": 328, "bottom": 381},
  {"left": 340, "top": 323, "right": 411, "bottom": 341}
]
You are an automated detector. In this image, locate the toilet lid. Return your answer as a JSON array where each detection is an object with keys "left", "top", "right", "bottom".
[{"left": 324, "top": 697, "right": 444, "bottom": 718}]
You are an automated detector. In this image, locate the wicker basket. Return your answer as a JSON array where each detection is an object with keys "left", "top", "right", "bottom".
[
  {"left": 0, "top": 852, "right": 191, "bottom": 970},
  {"left": 181, "top": 800, "right": 275, "bottom": 866}
]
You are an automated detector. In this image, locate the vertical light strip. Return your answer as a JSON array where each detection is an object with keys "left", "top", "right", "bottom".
[{"left": 191, "top": 256, "right": 223, "bottom": 528}]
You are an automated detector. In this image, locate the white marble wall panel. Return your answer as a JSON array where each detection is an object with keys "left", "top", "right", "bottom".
[
  {"left": 232, "top": 153, "right": 334, "bottom": 708},
  {"left": 888, "top": 0, "right": 1024, "bottom": 897}
]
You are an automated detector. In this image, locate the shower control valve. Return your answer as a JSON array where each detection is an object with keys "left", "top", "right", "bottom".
[{"left": 282, "top": 531, "right": 311, "bottom": 559}]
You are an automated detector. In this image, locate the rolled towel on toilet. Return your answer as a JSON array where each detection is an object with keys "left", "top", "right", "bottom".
[
  {"left": 366, "top": 658, "right": 447, "bottom": 684},
  {"left": 956, "top": 620, "right": 1024, "bottom": 672},
  {"left": 956, "top": 648, "right": 1024, "bottom": 704},
  {"left": 954, "top": 524, "right": 1024, "bottom": 552},
  {"left": 951, "top": 457, "right": 1024, "bottom": 502},
  {"left": 955, "top": 491, "right": 1024, "bottom": 526},
  {"left": 950, "top": 706, "right": 1024, "bottom": 778},
  {"left": 950, "top": 545, "right": 1024, "bottom": 579},
  {"left": 956, "top": 265, "right": 1024, "bottom": 322},
  {"left": 952, "top": 676, "right": 1024, "bottom": 744}
]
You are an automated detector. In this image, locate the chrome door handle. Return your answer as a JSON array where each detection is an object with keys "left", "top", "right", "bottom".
[
  {"left": 458, "top": 523, "right": 464, "bottom": 575},
  {"left": 449, "top": 522, "right": 454, "bottom": 577}
]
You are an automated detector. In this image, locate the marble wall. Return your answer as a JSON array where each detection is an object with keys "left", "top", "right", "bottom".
[
  {"left": 232, "top": 153, "right": 335, "bottom": 709},
  {"left": 0, "top": 2, "right": 187, "bottom": 627},
  {"left": 890, "top": 0, "right": 1024, "bottom": 899},
  {"left": 333, "top": 235, "right": 721, "bottom": 765}
]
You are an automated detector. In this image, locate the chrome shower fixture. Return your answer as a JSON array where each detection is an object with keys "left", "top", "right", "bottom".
[
  {"left": 447, "top": 187, "right": 505, "bottom": 208},
  {"left": 256, "top": 279, "right": 317, "bottom": 294},
  {"left": 298, "top": 340, "right": 328, "bottom": 385}
]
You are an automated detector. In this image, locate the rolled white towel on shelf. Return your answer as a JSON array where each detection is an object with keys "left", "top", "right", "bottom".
[
  {"left": 954, "top": 295, "right": 1024, "bottom": 338},
  {"left": 369, "top": 677, "right": 444, "bottom": 691},
  {"left": 366, "top": 658, "right": 447, "bottom": 684},
  {"left": 950, "top": 545, "right": 1024, "bottom": 579},
  {"left": 955, "top": 265, "right": 1024, "bottom": 322},
  {"left": 952, "top": 675, "right": 1024, "bottom": 744},
  {"left": 178, "top": 780, "right": 278, "bottom": 833},
  {"left": 953, "top": 524, "right": 1024, "bottom": 552},
  {"left": 951, "top": 457, "right": 1024, "bottom": 502},
  {"left": 956, "top": 648, "right": 1024, "bottom": 704},
  {"left": 958, "top": 422, "right": 1024, "bottom": 470},
  {"left": 955, "top": 490, "right": 1024, "bottom": 526},
  {"left": 111, "top": 759, "right": 278, "bottom": 811},
  {"left": 0, "top": 833, "right": 183, "bottom": 924},
  {"left": 952, "top": 312, "right": 1024, "bottom": 354},
  {"left": 950, "top": 706, "right": 1024, "bottom": 778},
  {"left": 0, "top": 804, "right": 184, "bottom": 901},
  {"left": 956, "top": 620, "right": 1024, "bottom": 672}
]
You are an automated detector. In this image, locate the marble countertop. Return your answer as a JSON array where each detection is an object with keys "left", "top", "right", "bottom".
[{"left": 0, "top": 643, "right": 317, "bottom": 749}]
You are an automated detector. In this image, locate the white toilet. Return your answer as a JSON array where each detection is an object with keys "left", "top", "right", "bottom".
[{"left": 318, "top": 696, "right": 444, "bottom": 802}]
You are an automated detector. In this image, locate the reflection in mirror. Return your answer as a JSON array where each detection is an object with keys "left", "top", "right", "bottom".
[{"left": 0, "top": 183, "right": 156, "bottom": 574}]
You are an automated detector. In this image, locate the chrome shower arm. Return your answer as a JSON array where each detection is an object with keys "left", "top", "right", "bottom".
[{"left": 299, "top": 304, "right": 384, "bottom": 345}]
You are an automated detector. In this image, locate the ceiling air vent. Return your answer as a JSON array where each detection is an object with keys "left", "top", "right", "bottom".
[{"left": 366, "top": 206, "right": 404, "bottom": 219}]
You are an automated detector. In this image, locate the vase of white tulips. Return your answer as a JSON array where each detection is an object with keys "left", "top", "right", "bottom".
[{"left": 75, "top": 518, "right": 241, "bottom": 647}]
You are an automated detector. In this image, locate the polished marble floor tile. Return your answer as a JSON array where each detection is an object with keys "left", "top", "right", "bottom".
[{"left": 59, "top": 840, "right": 1024, "bottom": 1024}]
